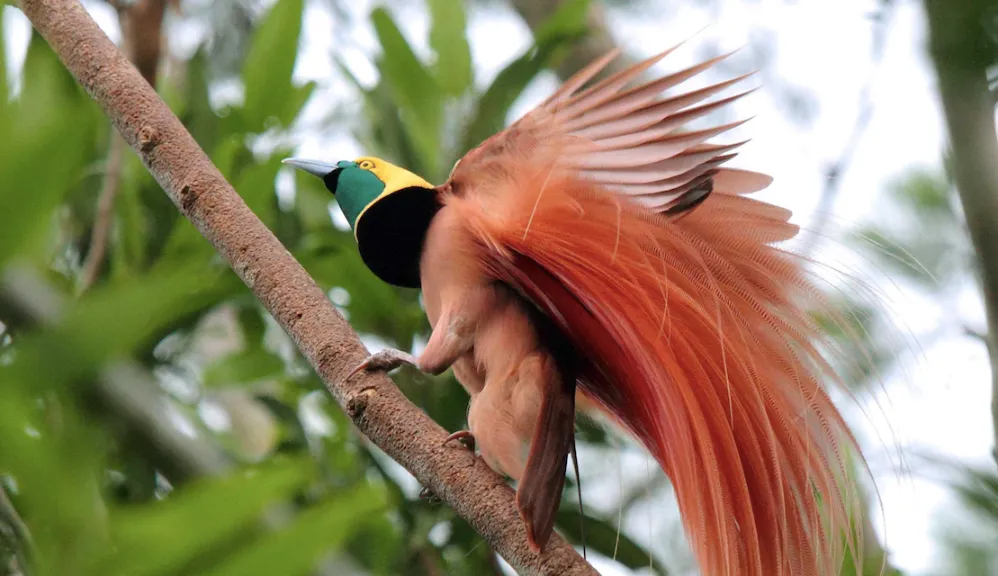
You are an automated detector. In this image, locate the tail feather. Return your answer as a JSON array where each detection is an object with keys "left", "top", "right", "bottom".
[{"left": 446, "top": 168, "right": 866, "bottom": 576}]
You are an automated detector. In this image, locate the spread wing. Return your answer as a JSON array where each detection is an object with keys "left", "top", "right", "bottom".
[{"left": 451, "top": 43, "right": 775, "bottom": 217}]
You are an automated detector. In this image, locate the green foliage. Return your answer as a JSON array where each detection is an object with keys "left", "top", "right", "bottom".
[
  {"left": 10, "top": 0, "right": 980, "bottom": 574},
  {"left": 0, "top": 1, "right": 655, "bottom": 574},
  {"left": 853, "top": 169, "right": 971, "bottom": 291},
  {"left": 427, "top": 0, "right": 473, "bottom": 96},
  {"left": 556, "top": 507, "right": 664, "bottom": 574},
  {"left": 348, "top": 0, "right": 589, "bottom": 183},
  {"left": 240, "top": 0, "right": 310, "bottom": 134}
]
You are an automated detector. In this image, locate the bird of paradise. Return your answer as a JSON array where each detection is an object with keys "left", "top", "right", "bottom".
[{"left": 287, "top": 43, "right": 871, "bottom": 576}]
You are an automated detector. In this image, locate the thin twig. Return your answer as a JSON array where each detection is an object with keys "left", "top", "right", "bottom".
[
  {"left": 78, "top": 134, "right": 124, "bottom": 293},
  {"left": 0, "top": 483, "right": 33, "bottom": 576},
  {"left": 78, "top": 0, "right": 170, "bottom": 293},
  {"left": 803, "top": 2, "right": 895, "bottom": 256},
  {"left": 17, "top": 1, "right": 595, "bottom": 573}
]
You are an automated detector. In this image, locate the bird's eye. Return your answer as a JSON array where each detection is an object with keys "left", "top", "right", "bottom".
[{"left": 359, "top": 160, "right": 374, "bottom": 169}]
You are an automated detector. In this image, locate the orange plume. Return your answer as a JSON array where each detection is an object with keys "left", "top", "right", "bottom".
[{"left": 445, "top": 160, "right": 866, "bottom": 575}]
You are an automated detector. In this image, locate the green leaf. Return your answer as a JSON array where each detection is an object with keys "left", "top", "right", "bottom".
[
  {"left": 200, "top": 484, "right": 387, "bottom": 576},
  {"left": 277, "top": 80, "right": 316, "bottom": 128},
  {"left": 427, "top": 0, "right": 473, "bottom": 96},
  {"left": 533, "top": 0, "right": 592, "bottom": 46},
  {"left": 241, "top": 0, "right": 305, "bottom": 133},
  {"left": 181, "top": 49, "right": 221, "bottom": 155},
  {"left": 296, "top": 244, "right": 424, "bottom": 346},
  {"left": 0, "top": 7, "right": 8, "bottom": 113},
  {"left": 235, "top": 154, "right": 283, "bottom": 225},
  {"left": 294, "top": 170, "right": 336, "bottom": 232},
  {"left": 204, "top": 349, "right": 285, "bottom": 388},
  {"left": 103, "top": 459, "right": 313, "bottom": 576},
  {"left": 6, "top": 263, "right": 232, "bottom": 388},
  {"left": 112, "top": 148, "right": 150, "bottom": 278},
  {"left": 460, "top": 47, "right": 550, "bottom": 154},
  {"left": 555, "top": 508, "right": 663, "bottom": 575},
  {"left": 0, "top": 32, "right": 96, "bottom": 268},
  {"left": 371, "top": 7, "right": 442, "bottom": 173},
  {"left": 460, "top": 0, "right": 589, "bottom": 154},
  {"left": 0, "top": 387, "right": 105, "bottom": 575}
]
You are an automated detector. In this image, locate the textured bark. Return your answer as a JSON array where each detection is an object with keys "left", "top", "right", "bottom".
[
  {"left": 924, "top": 0, "right": 998, "bottom": 466},
  {"left": 17, "top": 1, "right": 595, "bottom": 573}
]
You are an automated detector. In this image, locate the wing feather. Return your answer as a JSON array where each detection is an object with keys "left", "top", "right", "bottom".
[{"left": 454, "top": 44, "right": 773, "bottom": 219}]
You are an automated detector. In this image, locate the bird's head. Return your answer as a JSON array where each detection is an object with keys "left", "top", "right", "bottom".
[{"left": 283, "top": 155, "right": 439, "bottom": 288}]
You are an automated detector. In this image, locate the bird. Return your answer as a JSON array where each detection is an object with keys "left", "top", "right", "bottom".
[{"left": 285, "top": 43, "right": 869, "bottom": 576}]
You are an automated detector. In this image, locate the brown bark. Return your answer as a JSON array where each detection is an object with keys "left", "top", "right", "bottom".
[
  {"left": 924, "top": 0, "right": 998, "bottom": 467},
  {"left": 17, "top": 1, "right": 595, "bottom": 573}
]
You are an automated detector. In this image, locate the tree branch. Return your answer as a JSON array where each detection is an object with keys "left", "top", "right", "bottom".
[
  {"left": 923, "top": 0, "right": 998, "bottom": 467},
  {"left": 17, "top": 1, "right": 595, "bottom": 573}
]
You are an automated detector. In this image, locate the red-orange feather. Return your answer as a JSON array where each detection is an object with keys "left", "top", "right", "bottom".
[{"left": 444, "top": 163, "right": 865, "bottom": 575}]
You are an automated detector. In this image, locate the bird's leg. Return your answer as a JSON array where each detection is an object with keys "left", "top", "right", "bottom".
[{"left": 350, "top": 307, "right": 476, "bottom": 378}]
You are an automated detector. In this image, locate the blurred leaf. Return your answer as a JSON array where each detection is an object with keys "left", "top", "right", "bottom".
[
  {"left": 953, "top": 465, "right": 998, "bottom": 522},
  {"left": 276, "top": 80, "right": 316, "bottom": 128},
  {"left": 7, "top": 263, "right": 230, "bottom": 388},
  {"left": 811, "top": 291, "right": 898, "bottom": 392},
  {"left": 0, "top": 32, "right": 96, "bottom": 268},
  {"left": 532, "top": 0, "right": 592, "bottom": 45},
  {"left": 204, "top": 349, "right": 285, "bottom": 388},
  {"left": 241, "top": 0, "right": 305, "bottom": 133},
  {"left": 371, "top": 7, "right": 442, "bottom": 174},
  {"left": 853, "top": 169, "right": 969, "bottom": 291},
  {"left": 891, "top": 169, "right": 954, "bottom": 216},
  {"left": 0, "top": 7, "right": 7, "bottom": 113},
  {"left": 201, "top": 484, "right": 387, "bottom": 576},
  {"left": 294, "top": 170, "right": 336, "bottom": 232},
  {"left": 103, "top": 458, "right": 312, "bottom": 576},
  {"left": 461, "top": 46, "right": 553, "bottom": 154},
  {"left": 297, "top": 246, "right": 424, "bottom": 346},
  {"left": 460, "top": 0, "right": 589, "bottom": 153},
  {"left": 555, "top": 507, "right": 663, "bottom": 575},
  {"left": 427, "top": 0, "right": 473, "bottom": 96},
  {"left": 235, "top": 154, "right": 282, "bottom": 225},
  {"left": 113, "top": 153, "right": 151, "bottom": 277},
  {"left": 343, "top": 511, "right": 405, "bottom": 575},
  {"left": 181, "top": 49, "right": 221, "bottom": 156},
  {"left": 0, "top": 388, "right": 105, "bottom": 575}
]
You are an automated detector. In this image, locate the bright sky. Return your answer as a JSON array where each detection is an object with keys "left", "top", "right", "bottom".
[{"left": 4, "top": 1, "right": 996, "bottom": 574}]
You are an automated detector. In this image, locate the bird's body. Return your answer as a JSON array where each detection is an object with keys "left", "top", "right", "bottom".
[
  {"left": 287, "top": 43, "right": 872, "bottom": 576},
  {"left": 420, "top": 205, "right": 554, "bottom": 481}
]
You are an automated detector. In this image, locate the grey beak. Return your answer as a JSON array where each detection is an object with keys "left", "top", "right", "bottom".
[{"left": 282, "top": 158, "right": 336, "bottom": 178}]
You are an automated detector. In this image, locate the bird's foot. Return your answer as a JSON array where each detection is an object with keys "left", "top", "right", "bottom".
[
  {"left": 442, "top": 430, "right": 476, "bottom": 452},
  {"left": 348, "top": 348, "right": 418, "bottom": 379},
  {"left": 419, "top": 486, "right": 441, "bottom": 505}
]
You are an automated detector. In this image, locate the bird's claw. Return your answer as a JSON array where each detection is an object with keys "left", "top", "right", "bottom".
[
  {"left": 442, "top": 430, "right": 476, "bottom": 452},
  {"left": 348, "top": 349, "right": 419, "bottom": 379},
  {"left": 419, "top": 486, "right": 441, "bottom": 504}
]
